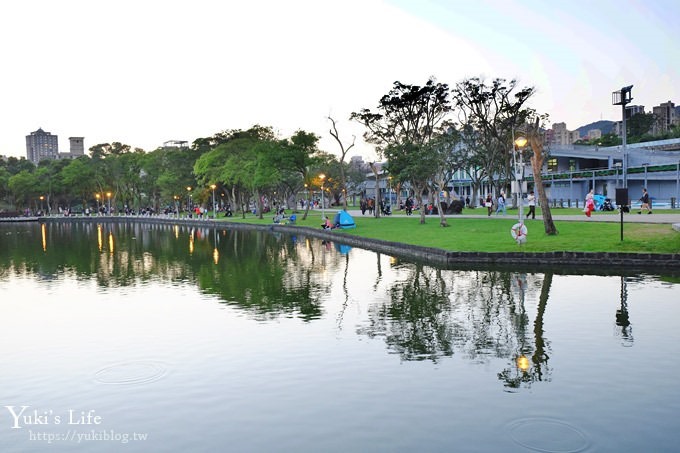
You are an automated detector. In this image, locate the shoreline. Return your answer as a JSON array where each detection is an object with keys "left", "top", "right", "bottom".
[{"left": 26, "top": 215, "right": 680, "bottom": 273}]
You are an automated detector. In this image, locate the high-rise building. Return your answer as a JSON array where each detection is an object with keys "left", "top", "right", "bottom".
[
  {"left": 652, "top": 101, "right": 677, "bottom": 134},
  {"left": 69, "top": 137, "right": 85, "bottom": 156},
  {"left": 26, "top": 128, "right": 58, "bottom": 164}
]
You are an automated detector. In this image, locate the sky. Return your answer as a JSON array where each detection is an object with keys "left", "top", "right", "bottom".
[{"left": 1, "top": 0, "right": 678, "bottom": 161}]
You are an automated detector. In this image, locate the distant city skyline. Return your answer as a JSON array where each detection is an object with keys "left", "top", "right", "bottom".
[{"left": 1, "top": 0, "right": 677, "bottom": 161}]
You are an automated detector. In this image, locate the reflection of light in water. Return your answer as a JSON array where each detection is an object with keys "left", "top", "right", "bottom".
[
  {"left": 516, "top": 355, "right": 530, "bottom": 372},
  {"left": 97, "top": 225, "right": 103, "bottom": 252},
  {"left": 174, "top": 225, "right": 179, "bottom": 239},
  {"left": 189, "top": 229, "right": 194, "bottom": 254},
  {"left": 213, "top": 229, "right": 219, "bottom": 264},
  {"left": 108, "top": 232, "right": 114, "bottom": 254},
  {"left": 41, "top": 223, "right": 47, "bottom": 252}
]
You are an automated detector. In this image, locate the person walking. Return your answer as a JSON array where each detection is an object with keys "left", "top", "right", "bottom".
[
  {"left": 495, "top": 192, "right": 507, "bottom": 216},
  {"left": 526, "top": 191, "right": 536, "bottom": 219},
  {"left": 638, "top": 188, "right": 652, "bottom": 214},
  {"left": 584, "top": 189, "right": 595, "bottom": 218},
  {"left": 485, "top": 194, "right": 493, "bottom": 216}
]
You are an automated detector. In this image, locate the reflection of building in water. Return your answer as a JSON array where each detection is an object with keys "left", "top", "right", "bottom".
[{"left": 615, "top": 277, "right": 633, "bottom": 346}]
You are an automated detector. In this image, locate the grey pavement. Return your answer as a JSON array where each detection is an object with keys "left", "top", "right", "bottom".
[{"left": 339, "top": 208, "right": 680, "bottom": 228}]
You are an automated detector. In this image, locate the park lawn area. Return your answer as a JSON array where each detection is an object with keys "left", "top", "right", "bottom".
[{"left": 217, "top": 209, "right": 680, "bottom": 254}]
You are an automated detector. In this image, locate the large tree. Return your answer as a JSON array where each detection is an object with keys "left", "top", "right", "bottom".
[
  {"left": 452, "top": 77, "right": 535, "bottom": 208},
  {"left": 351, "top": 78, "right": 454, "bottom": 225}
]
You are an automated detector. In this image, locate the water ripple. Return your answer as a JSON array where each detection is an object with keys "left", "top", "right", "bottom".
[
  {"left": 94, "top": 360, "right": 168, "bottom": 385},
  {"left": 506, "top": 417, "right": 590, "bottom": 453}
]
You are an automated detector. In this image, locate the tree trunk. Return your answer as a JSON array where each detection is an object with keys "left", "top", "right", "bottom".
[{"left": 528, "top": 132, "right": 558, "bottom": 235}]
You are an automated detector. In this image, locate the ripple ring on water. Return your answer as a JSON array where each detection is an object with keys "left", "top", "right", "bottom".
[
  {"left": 94, "top": 360, "right": 168, "bottom": 385},
  {"left": 506, "top": 417, "right": 590, "bottom": 453}
]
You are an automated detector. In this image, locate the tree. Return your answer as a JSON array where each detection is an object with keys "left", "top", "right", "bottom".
[
  {"left": 8, "top": 170, "right": 40, "bottom": 209},
  {"left": 351, "top": 78, "right": 454, "bottom": 225},
  {"left": 526, "top": 116, "right": 558, "bottom": 235},
  {"left": 328, "top": 116, "right": 355, "bottom": 210},
  {"left": 452, "top": 77, "right": 535, "bottom": 209},
  {"left": 628, "top": 112, "right": 656, "bottom": 140}
]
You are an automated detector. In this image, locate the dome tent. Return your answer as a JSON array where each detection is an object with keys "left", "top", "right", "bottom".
[{"left": 333, "top": 210, "right": 356, "bottom": 229}]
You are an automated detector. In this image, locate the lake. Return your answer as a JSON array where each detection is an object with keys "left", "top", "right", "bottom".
[{"left": 1, "top": 220, "right": 679, "bottom": 452}]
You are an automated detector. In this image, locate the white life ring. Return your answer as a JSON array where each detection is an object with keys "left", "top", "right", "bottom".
[{"left": 511, "top": 223, "right": 528, "bottom": 244}]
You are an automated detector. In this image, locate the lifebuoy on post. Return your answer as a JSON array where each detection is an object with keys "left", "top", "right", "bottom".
[{"left": 511, "top": 223, "right": 528, "bottom": 244}]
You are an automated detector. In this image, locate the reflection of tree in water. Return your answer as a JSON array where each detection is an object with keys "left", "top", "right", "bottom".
[
  {"left": 356, "top": 265, "right": 553, "bottom": 387},
  {"left": 0, "top": 222, "right": 343, "bottom": 322},
  {"left": 357, "top": 265, "right": 454, "bottom": 361},
  {"left": 497, "top": 273, "right": 552, "bottom": 390}
]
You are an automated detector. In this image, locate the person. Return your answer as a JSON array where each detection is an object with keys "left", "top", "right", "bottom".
[
  {"left": 485, "top": 194, "right": 493, "bottom": 216},
  {"left": 495, "top": 192, "right": 506, "bottom": 216},
  {"left": 584, "top": 189, "right": 595, "bottom": 218},
  {"left": 526, "top": 191, "right": 536, "bottom": 220},
  {"left": 465, "top": 196, "right": 470, "bottom": 208},
  {"left": 638, "top": 188, "right": 652, "bottom": 214},
  {"left": 321, "top": 216, "right": 333, "bottom": 229},
  {"left": 405, "top": 197, "right": 413, "bottom": 216}
]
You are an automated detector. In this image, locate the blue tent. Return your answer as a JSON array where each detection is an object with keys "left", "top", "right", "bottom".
[{"left": 333, "top": 210, "right": 356, "bottom": 229}]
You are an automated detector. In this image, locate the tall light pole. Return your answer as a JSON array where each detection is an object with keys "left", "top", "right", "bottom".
[
  {"left": 39, "top": 195, "right": 44, "bottom": 215},
  {"left": 106, "top": 192, "right": 112, "bottom": 215},
  {"left": 173, "top": 195, "right": 179, "bottom": 218},
  {"left": 613, "top": 85, "right": 633, "bottom": 188},
  {"left": 186, "top": 186, "right": 192, "bottom": 216},
  {"left": 319, "top": 173, "right": 326, "bottom": 220},
  {"left": 95, "top": 193, "right": 100, "bottom": 216},
  {"left": 513, "top": 135, "right": 528, "bottom": 223},
  {"left": 210, "top": 184, "right": 216, "bottom": 218},
  {"left": 388, "top": 175, "right": 392, "bottom": 206}
]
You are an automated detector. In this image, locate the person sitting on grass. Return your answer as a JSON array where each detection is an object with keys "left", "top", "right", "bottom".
[{"left": 321, "top": 216, "right": 333, "bottom": 230}]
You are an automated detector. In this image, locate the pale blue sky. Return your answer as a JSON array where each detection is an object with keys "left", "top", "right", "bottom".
[{"left": 1, "top": 0, "right": 677, "bottom": 160}]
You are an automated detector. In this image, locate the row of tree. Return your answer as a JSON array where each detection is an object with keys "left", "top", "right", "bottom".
[
  {"left": 0, "top": 126, "right": 368, "bottom": 220},
  {"left": 1, "top": 76, "right": 558, "bottom": 234}
]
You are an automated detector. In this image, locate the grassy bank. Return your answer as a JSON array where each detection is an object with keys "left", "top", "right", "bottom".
[{"left": 215, "top": 208, "right": 680, "bottom": 254}]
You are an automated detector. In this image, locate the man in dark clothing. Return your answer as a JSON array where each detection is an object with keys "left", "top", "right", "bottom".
[{"left": 638, "top": 188, "right": 652, "bottom": 214}]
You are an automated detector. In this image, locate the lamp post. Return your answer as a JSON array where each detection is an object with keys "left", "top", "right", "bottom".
[
  {"left": 612, "top": 85, "right": 633, "bottom": 188},
  {"left": 95, "top": 193, "right": 100, "bottom": 216},
  {"left": 319, "top": 174, "right": 326, "bottom": 220},
  {"left": 186, "top": 186, "right": 192, "bottom": 215},
  {"left": 513, "top": 135, "right": 528, "bottom": 223},
  {"left": 173, "top": 195, "right": 179, "bottom": 218},
  {"left": 106, "top": 192, "right": 112, "bottom": 215},
  {"left": 388, "top": 175, "right": 392, "bottom": 206},
  {"left": 210, "top": 184, "right": 217, "bottom": 218},
  {"left": 642, "top": 163, "right": 649, "bottom": 189},
  {"left": 39, "top": 195, "right": 44, "bottom": 215}
]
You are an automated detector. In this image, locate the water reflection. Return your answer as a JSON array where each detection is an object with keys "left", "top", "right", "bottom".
[{"left": 0, "top": 221, "right": 676, "bottom": 383}]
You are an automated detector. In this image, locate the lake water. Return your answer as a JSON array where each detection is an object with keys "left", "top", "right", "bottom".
[{"left": 1, "top": 220, "right": 679, "bottom": 452}]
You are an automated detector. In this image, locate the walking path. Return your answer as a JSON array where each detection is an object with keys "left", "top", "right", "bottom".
[{"left": 343, "top": 209, "right": 680, "bottom": 230}]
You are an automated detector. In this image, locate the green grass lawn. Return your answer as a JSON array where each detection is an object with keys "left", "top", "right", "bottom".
[{"left": 213, "top": 207, "right": 680, "bottom": 254}]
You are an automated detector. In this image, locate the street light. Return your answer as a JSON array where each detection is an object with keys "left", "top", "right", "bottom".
[
  {"left": 388, "top": 175, "right": 392, "bottom": 206},
  {"left": 106, "top": 192, "right": 112, "bottom": 215},
  {"left": 186, "top": 186, "right": 192, "bottom": 215},
  {"left": 319, "top": 174, "right": 326, "bottom": 220},
  {"left": 95, "top": 193, "right": 101, "bottom": 216},
  {"left": 210, "top": 184, "right": 217, "bottom": 218},
  {"left": 173, "top": 195, "right": 180, "bottom": 218},
  {"left": 39, "top": 195, "right": 44, "bottom": 215},
  {"left": 511, "top": 135, "right": 528, "bottom": 244}
]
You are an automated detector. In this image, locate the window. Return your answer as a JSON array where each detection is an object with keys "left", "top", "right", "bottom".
[{"left": 547, "top": 158, "right": 558, "bottom": 173}]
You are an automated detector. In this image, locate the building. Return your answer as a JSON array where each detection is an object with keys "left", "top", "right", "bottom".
[
  {"left": 69, "top": 137, "right": 85, "bottom": 156},
  {"left": 26, "top": 128, "right": 58, "bottom": 164},
  {"left": 547, "top": 122, "right": 580, "bottom": 147},
  {"left": 652, "top": 101, "right": 678, "bottom": 135}
]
